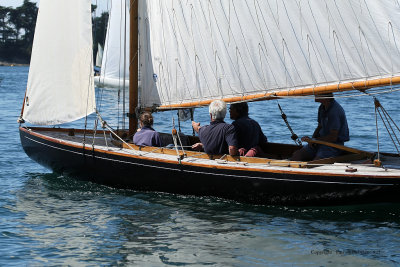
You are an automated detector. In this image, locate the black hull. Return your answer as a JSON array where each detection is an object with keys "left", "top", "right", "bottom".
[{"left": 19, "top": 127, "right": 400, "bottom": 205}]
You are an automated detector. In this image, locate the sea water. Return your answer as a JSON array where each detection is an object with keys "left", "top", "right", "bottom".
[{"left": 0, "top": 66, "right": 399, "bottom": 266}]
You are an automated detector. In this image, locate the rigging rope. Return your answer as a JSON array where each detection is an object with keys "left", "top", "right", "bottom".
[
  {"left": 374, "top": 97, "right": 400, "bottom": 155},
  {"left": 374, "top": 98, "right": 381, "bottom": 163},
  {"left": 277, "top": 102, "right": 302, "bottom": 146},
  {"left": 171, "top": 117, "right": 186, "bottom": 163}
]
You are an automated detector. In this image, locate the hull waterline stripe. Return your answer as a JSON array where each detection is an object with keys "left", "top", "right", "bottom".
[
  {"left": 22, "top": 127, "right": 400, "bottom": 178},
  {"left": 24, "top": 136, "right": 394, "bottom": 186}
]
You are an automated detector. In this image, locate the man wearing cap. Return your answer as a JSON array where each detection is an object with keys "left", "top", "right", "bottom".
[{"left": 291, "top": 93, "right": 349, "bottom": 161}]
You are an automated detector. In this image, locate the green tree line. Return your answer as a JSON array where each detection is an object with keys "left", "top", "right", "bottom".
[{"left": 0, "top": 0, "right": 108, "bottom": 64}]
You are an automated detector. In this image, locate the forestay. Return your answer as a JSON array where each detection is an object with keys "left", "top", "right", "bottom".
[
  {"left": 23, "top": 0, "right": 95, "bottom": 125},
  {"left": 97, "top": 0, "right": 130, "bottom": 88},
  {"left": 139, "top": 0, "right": 400, "bottom": 109}
]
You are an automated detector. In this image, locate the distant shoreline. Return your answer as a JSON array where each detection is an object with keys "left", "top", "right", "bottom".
[{"left": 0, "top": 61, "right": 29, "bottom": 67}]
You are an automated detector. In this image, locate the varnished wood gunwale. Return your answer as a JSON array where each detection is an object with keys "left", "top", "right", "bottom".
[
  {"left": 20, "top": 126, "right": 400, "bottom": 205},
  {"left": 19, "top": 127, "right": 400, "bottom": 179}
]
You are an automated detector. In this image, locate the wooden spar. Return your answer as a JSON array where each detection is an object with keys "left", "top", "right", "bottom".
[
  {"left": 307, "top": 139, "right": 375, "bottom": 158},
  {"left": 129, "top": 0, "right": 139, "bottom": 137},
  {"left": 157, "top": 76, "right": 400, "bottom": 110}
]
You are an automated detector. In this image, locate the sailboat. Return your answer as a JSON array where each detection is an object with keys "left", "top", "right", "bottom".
[
  {"left": 94, "top": 0, "right": 130, "bottom": 88},
  {"left": 94, "top": 43, "right": 103, "bottom": 75},
  {"left": 19, "top": 0, "right": 400, "bottom": 205}
]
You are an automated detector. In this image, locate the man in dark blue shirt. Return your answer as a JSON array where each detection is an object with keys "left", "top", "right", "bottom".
[
  {"left": 229, "top": 102, "right": 268, "bottom": 157},
  {"left": 133, "top": 112, "right": 162, "bottom": 147},
  {"left": 192, "top": 100, "right": 238, "bottom": 155},
  {"left": 291, "top": 93, "right": 349, "bottom": 161}
]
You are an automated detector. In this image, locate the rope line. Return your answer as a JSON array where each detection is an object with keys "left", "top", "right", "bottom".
[
  {"left": 374, "top": 98, "right": 400, "bottom": 154},
  {"left": 277, "top": 102, "right": 302, "bottom": 146}
]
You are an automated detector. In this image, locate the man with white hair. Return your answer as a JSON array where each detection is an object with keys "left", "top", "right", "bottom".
[{"left": 192, "top": 100, "right": 238, "bottom": 156}]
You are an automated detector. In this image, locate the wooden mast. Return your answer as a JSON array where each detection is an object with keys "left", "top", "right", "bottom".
[{"left": 129, "top": 0, "right": 139, "bottom": 136}]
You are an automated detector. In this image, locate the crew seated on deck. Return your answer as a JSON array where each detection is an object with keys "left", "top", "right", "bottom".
[
  {"left": 229, "top": 102, "right": 268, "bottom": 157},
  {"left": 133, "top": 112, "right": 162, "bottom": 147},
  {"left": 192, "top": 100, "right": 239, "bottom": 156},
  {"left": 291, "top": 93, "right": 350, "bottom": 161}
]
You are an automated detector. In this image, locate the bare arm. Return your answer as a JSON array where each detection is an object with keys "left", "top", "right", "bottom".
[
  {"left": 229, "top": 146, "right": 238, "bottom": 156},
  {"left": 192, "top": 121, "right": 201, "bottom": 133},
  {"left": 301, "top": 124, "right": 322, "bottom": 143},
  {"left": 302, "top": 129, "right": 338, "bottom": 143},
  {"left": 316, "top": 129, "right": 338, "bottom": 143},
  {"left": 192, "top": 142, "right": 204, "bottom": 151}
]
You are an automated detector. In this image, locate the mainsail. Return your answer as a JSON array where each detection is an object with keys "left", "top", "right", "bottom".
[
  {"left": 139, "top": 0, "right": 400, "bottom": 109},
  {"left": 23, "top": 0, "right": 96, "bottom": 125},
  {"left": 95, "top": 0, "right": 130, "bottom": 88}
]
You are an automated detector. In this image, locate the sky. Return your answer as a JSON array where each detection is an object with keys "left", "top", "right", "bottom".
[{"left": 0, "top": 0, "right": 39, "bottom": 8}]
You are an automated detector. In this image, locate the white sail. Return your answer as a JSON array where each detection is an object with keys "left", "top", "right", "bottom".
[
  {"left": 139, "top": 0, "right": 400, "bottom": 109},
  {"left": 95, "top": 43, "right": 103, "bottom": 68},
  {"left": 23, "top": 0, "right": 96, "bottom": 125},
  {"left": 95, "top": 0, "right": 130, "bottom": 88}
]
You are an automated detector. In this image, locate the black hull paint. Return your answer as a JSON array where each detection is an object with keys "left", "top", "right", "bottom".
[{"left": 19, "top": 127, "right": 400, "bottom": 205}]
